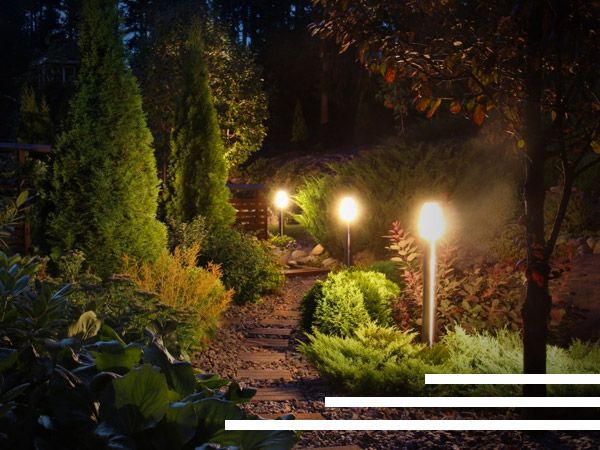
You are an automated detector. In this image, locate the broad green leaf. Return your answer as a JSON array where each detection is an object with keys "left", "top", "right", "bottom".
[
  {"left": 165, "top": 401, "right": 197, "bottom": 445},
  {"left": 0, "top": 348, "right": 17, "bottom": 372},
  {"left": 224, "top": 382, "right": 256, "bottom": 404},
  {"left": 90, "top": 342, "right": 142, "bottom": 371},
  {"left": 210, "top": 426, "right": 297, "bottom": 450},
  {"left": 192, "top": 398, "right": 244, "bottom": 441},
  {"left": 113, "top": 364, "right": 172, "bottom": 421},
  {"left": 143, "top": 339, "right": 196, "bottom": 396}
]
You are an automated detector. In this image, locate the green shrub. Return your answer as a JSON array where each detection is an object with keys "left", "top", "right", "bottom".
[
  {"left": 294, "top": 140, "right": 463, "bottom": 258},
  {"left": 167, "top": 215, "right": 208, "bottom": 251},
  {"left": 122, "top": 243, "right": 232, "bottom": 351},
  {"left": 312, "top": 272, "right": 371, "bottom": 336},
  {"left": 368, "top": 260, "right": 402, "bottom": 285},
  {"left": 299, "top": 323, "right": 439, "bottom": 393},
  {"left": 301, "top": 324, "right": 600, "bottom": 397},
  {"left": 338, "top": 270, "right": 398, "bottom": 326},
  {"left": 269, "top": 233, "right": 297, "bottom": 249},
  {"left": 0, "top": 251, "right": 296, "bottom": 448},
  {"left": 199, "top": 224, "right": 284, "bottom": 304},
  {"left": 300, "top": 280, "right": 324, "bottom": 331},
  {"left": 301, "top": 269, "right": 398, "bottom": 334}
]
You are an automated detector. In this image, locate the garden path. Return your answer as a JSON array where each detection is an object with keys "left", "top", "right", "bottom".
[{"left": 194, "top": 275, "right": 599, "bottom": 450}]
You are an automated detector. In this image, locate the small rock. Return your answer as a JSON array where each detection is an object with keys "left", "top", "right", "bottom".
[
  {"left": 276, "top": 250, "right": 291, "bottom": 265},
  {"left": 594, "top": 241, "right": 600, "bottom": 255},
  {"left": 586, "top": 237, "right": 596, "bottom": 249},
  {"left": 287, "top": 259, "right": 298, "bottom": 266},
  {"left": 291, "top": 249, "right": 308, "bottom": 259},
  {"left": 297, "top": 255, "right": 317, "bottom": 264},
  {"left": 311, "top": 244, "right": 325, "bottom": 256},
  {"left": 322, "top": 257, "right": 337, "bottom": 268}
]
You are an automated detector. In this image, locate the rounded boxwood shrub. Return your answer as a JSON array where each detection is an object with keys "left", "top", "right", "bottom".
[
  {"left": 312, "top": 272, "right": 371, "bottom": 337},
  {"left": 302, "top": 269, "right": 399, "bottom": 334},
  {"left": 337, "top": 270, "right": 398, "bottom": 326}
]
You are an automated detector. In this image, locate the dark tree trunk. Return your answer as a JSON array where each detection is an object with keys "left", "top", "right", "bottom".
[{"left": 522, "top": 1, "right": 551, "bottom": 397}]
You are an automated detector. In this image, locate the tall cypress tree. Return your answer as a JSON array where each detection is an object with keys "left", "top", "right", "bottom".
[
  {"left": 166, "top": 24, "right": 235, "bottom": 226},
  {"left": 49, "top": 0, "right": 166, "bottom": 276}
]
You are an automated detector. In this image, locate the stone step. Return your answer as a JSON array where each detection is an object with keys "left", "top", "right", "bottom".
[
  {"left": 238, "top": 351, "right": 285, "bottom": 363},
  {"left": 261, "top": 412, "right": 325, "bottom": 420},
  {"left": 246, "top": 337, "right": 290, "bottom": 348},
  {"left": 252, "top": 386, "right": 304, "bottom": 401},
  {"left": 248, "top": 327, "right": 294, "bottom": 336},
  {"left": 237, "top": 369, "right": 293, "bottom": 380},
  {"left": 260, "top": 318, "right": 298, "bottom": 327}
]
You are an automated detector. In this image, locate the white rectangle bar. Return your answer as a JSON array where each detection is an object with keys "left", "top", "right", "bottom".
[
  {"left": 425, "top": 374, "right": 600, "bottom": 385},
  {"left": 225, "top": 419, "right": 600, "bottom": 431},
  {"left": 325, "top": 396, "right": 600, "bottom": 408}
]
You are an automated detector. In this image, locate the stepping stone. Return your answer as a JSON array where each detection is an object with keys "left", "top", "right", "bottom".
[
  {"left": 260, "top": 318, "right": 298, "bottom": 327},
  {"left": 246, "top": 337, "right": 289, "bottom": 348},
  {"left": 252, "top": 386, "right": 304, "bottom": 401},
  {"left": 261, "top": 412, "right": 324, "bottom": 420},
  {"left": 237, "top": 369, "right": 293, "bottom": 380},
  {"left": 238, "top": 351, "right": 285, "bottom": 363},
  {"left": 272, "top": 310, "right": 302, "bottom": 319},
  {"left": 248, "top": 327, "right": 293, "bottom": 336},
  {"left": 302, "top": 447, "right": 361, "bottom": 450}
]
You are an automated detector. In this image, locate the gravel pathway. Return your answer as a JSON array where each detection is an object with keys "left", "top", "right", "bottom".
[{"left": 193, "top": 275, "right": 600, "bottom": 450}]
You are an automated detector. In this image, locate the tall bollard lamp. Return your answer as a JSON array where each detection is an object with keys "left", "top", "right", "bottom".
[
  {"left": 418, "top": 202, "right": 446, "bottom": 347},
  {"left": 274, "top": 190, "right": 289, "bottom": 237},
  {"left": 339, "top": 196, "right": 358, "bottom": 266}
]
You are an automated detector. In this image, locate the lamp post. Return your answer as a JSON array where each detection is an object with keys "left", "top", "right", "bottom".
[
  {"left": 417, "top": 202, "right": 446, "bottom": 347},
  {"left": 339, "top": 196, "right": 358, "bottom": 266},
  {"left": 274, "top": 190, "right": 289, "bottom": 237}
]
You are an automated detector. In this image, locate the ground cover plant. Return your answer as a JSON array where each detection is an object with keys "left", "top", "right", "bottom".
[
  {"left": 0, "top": 251, "right": 296, "bottom": 449},
  {"left": 300, "top": 324, "right": 600, "bottom": 397}
]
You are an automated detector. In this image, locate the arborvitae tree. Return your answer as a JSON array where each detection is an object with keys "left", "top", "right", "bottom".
[
  {"left": 49, "top": 0, "right": 166, "bottom": 277},
  {"left": 166, "top": 25, "right": 235, "bottom": 226},
  {"left": 291, "top": 98, "right": 308, "bottom": 144},
  {"left": 17, "top": 86, "right": 53, "bottom": 144}
]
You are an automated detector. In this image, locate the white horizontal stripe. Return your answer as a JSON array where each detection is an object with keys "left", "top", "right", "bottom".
[
  {"left": 425, "top": 374, "right": 600, "bottom": 385},
  {"left": 325, "top": 397, "right": 600, "bottom": 408},
  {"left": 225, "top": 419, "right": 600, "bottom": 431}
]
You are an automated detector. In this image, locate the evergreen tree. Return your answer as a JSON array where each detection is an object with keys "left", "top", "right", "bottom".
[
  {"left": 291, "top": 98, "right": 308, "bottom": 144},
  {"left": 49, "top": 0, "right": 166, "bottom": 277},
  {"left": 17, "top": 86, "right": 53, "bottom": 144},
  {"left": 166, "top": 24, "right": 235, "bottom": 226}
]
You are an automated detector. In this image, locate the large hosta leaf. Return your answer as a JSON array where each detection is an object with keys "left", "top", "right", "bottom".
[
  {"left": 113, "top": 364, "right": 174, "bottom": 422},
  {"left": 210, "top": 426, "right": 297, "bottom": 450},
  {"left": 88, "top": 341, "right": 142, "bottom": 372},
  {"left": 192, "top": 398, "right": 244, "bottom": 442},
  {"left": 143, "top": 339, "right": 196, "bottom": 396}
]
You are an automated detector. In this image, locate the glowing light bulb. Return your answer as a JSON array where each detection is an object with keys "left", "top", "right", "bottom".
[
  {"left": 274, "top": 190, "right": 289, "bottom": 209},
  {"left": 339, "top": 196, "right": 358, "bottom": 223},
  {"left": 418, "top": 202, "right": 446, "bottom": 242}
]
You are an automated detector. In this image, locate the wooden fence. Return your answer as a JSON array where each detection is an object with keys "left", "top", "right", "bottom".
[{"left": 227, "top": 183, "right": 269, "bottom": 239}]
